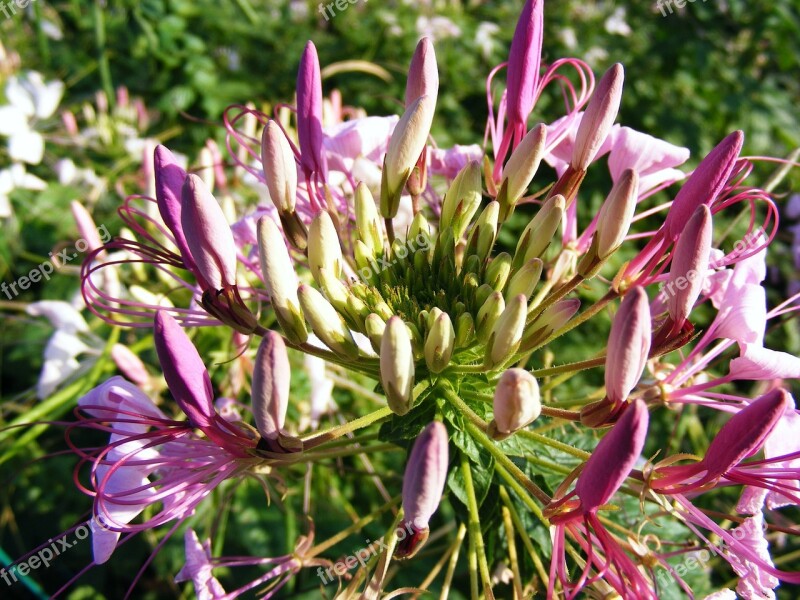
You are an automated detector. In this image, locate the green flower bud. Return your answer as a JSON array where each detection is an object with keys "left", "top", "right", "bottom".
[
  {"left": 486, "top": 294, "right": 527, "bottom": 368},
  {"left": 257, "top": 216, "right": 307, "bottom": 343},
  {"left": 298, "top": 284, "right": 359, "bottom": 359},
  {"left": 424, "top": 311, "right": 455, "bottom": 373},
  {"left": 505, "top": 258, "right": 543, "bottom": 302},
  {"left": 380, "top": 316, "right": 416, "bottom": 415},
  {"left": 440, "top": 160, "right": 483, "bottom": 240}
]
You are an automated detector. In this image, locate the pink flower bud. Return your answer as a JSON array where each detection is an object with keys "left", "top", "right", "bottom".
[
  {"left": 492, "top": 368, "right": 541, "bottom": 436},
  {"left": 296, "top": 41, "right": 328, "bottom": 178},
  {"left": 605, "top": 287, "right": 651, "bottom": 405},
  {"left": 111, "top": 344, "right": 149, "bottom": 386},
  {"left": 252, "top": 331, "right": 291, "bottom": 442},
  {"left": 405, "top": 37, "right": 438, "bottom": 106},
  {"left": 571, "top": 64, "right": 624, "bottom": 171},
  {"left": 665, "top": 131, "right": 743, "bottom": 239},
  {"left": 153, "top": 311, "right": 215, "bottom": 429},
  {"left": 380, "top": 94, "right": 436, "bottom": 218},
  {"left": 154, "top": 145, "right": 198, "bottom": 274},
  {"left": 704, "top": 388, "right": 791, "bottom": 481},
  {"left": 261, "top": 120, "right": 297, "bottom": 214},
  {"left": 506, "top": 0, "right": 543, "bottom": 127},
  {"left": 70, "top": 200, "right": 104, "bottom": 254},
  {"left": 401, "top": 421, "right": 449, "bottom": 538},
  {"left": 667, "top": 205, "right": 712, "bottom": 326},
  {"left": 181, "top": 173, "right": 238, "bottom": 290},
  {"left": 576, "top": 399, "right": 649, "bottom": 512}
]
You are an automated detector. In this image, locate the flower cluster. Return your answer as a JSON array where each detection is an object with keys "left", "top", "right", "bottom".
[{"left": 65, "top": 0, "right": 800, "bottom": 598}]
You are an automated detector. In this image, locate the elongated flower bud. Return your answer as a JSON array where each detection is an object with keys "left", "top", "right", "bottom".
[
  {"left": 381, "top": 95, "right": 436, "bottom": 218},
  {"left": 605, "top": 287, "right": 651, "bottom": 405},
  {"left": 595, "top": 168, "right": 638, "bottom": 259},
  {"left": 513, "top": 194, "right": 565, "bottom": 268},
  {"left": 665, "top": 131, "right": 742, "bottom": 239},
  {"left": 455, "top": 312, "right": 475, "bottom": 347},
  {"left": 153, "top": 311, "right": 215, "bottom": 429},
  {"left": 571, "top": 64, "right": 624, "bottom": 171},
  {"left": 405, "top": 37, "right": 439, "bottom": 106},
  {"left": 667, "top": 205, "right": 712, "bottom": 326},
  {"left": 440, "top": 160, "right": 482, "bottom": 240},
  {"left": 355, "top": 182, "right": 384, "bottom": 256},
  {"left": 261, "top": 120, "right": 297, "bottom": 213},
  {"left": 490, "top": 368, "right": 541, "bottom": 439},
  {"left": 380, "top": 316, "right": 415, "bottom": 415},
  {"left": 424, "top": 311, "right": 455, "bottom": 373},
  {"left": 521, "top": 298, "right": 581, "bottom": 351},
  {"left": 308, "top": 211, "right": 343, "bottom": 283},
  {"left": 71, "top": 200, "right": 104, "bottom": 254},
  {"left": 181, "top": 174, "right": 238, "bottom": 290},
  {"left": 154, "top": 145, "right": 196, "bottom": 272},
  {"left": 501, "top": 123, "right": 547, "bottom": 216},
  {"left": 575, "top": 399, "right": 649, "bottom": 512},
  {"left": 397, "top": 421, "right": 448, "bottom": 558},
  {"left": 505, "top": 258, "right": 543, "bottom": 301},
  {"left": 485, "top": 252, "right": 512, "bottom": 291},
  {"left": 486, "top": 294, "right": 527, "bottom": 368},
  {"left": 252, "top": 331, "right": 290, "bottom": 443},
  {"left": 477, "top": 291, "right": 505, "bottom": 343},
  {"left": 111, "top": 344, "right": 148, "bottom": 386},
  {"left": 703, "top": 388, "right": 790, "bottom": 481},
  {"left": 365, "top": 313, "right": 386, "bottom": 353},
  {"left": 506, "top": 0, "right": 544, "bottom": 127},
  {"left": 257, "top": 216, "right": 308, "bottom": 343},
  {"left": 466, "top": 201, "right": 499, "bottom": 260},
  {"left": 298, "top": 284, "right": 359, "bottom": 359},
  {"left": 296, "top": 41, "right": 327, "bottom": 178}
]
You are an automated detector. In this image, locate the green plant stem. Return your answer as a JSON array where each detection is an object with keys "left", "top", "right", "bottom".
[
  {"left": 460, "top": 454, "right": 494, "bottom": 599},
  {"left": 439, "top": 385, "right": 551, "bottom": 505},
  {"left": 516, "top": 431, "right": 591, "bottom": 460},
  {"left": 301, "top": 407, "right": 393, "bottom": 448},
  {"left": 499, "top": 486, "right": 550, "bottom": 588},
  {"left": 305, "top": 496, "right": 400, "bottom": 558},
  {"left": 93, "top": 0, "right": 114, "bottom": 106},
  {"left": 529, "top": 355, "right": 606, "bottom": 378}
]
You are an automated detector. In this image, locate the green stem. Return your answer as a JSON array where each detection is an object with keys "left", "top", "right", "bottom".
[
  {"left": 516, "top": 430, "right": 591, "bottom": 460},
  {"left": 301, "top": 407, "right": 393, "bottom": 448},
  {"left": 305, "top": 496, "right": 400, "bottom": 558},
  {"left": 499, "top": 486, "right": 550, "bottom": 588},
  {"left": 93, "top": 1, "right": 114, "bottom": 106},
  {"left": 439, "top": 384, "right": 551, "bottom": 505},
  {"left": 529, "top": 355, "right": 606, "bottom": 378},
  {"left": 460, "top": 454, "right": 493, "bottom": 598}
]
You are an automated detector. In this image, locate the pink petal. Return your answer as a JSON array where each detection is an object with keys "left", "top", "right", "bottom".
[
  {"left": 729, "top": 344, "right": 800, "bottom": 380},
  {"left": 728, "top": 514, "right": 779, "bottom": 599},
  {"left": 714, "top": 283, "right": 766, "bottom": 344},
  {"left": 607, "top": 126, "right": 689, "bottom": 192},
  {"left": 175, "top": 530, "right": 227, "bottom": 599}
]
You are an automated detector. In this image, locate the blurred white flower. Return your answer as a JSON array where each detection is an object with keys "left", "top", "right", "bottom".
[
  {"left": 0, "top": 163, "right": 47, "bottom": 218},
  {"left": 416, "top": 16, "right": 461, "bottom": 41},
  {"left": 605, "top": 8, "right": 631, "bottom": 37},
  {"left": 26, "top": 301, "right": 96, "bottom": 399},
  {"left": 0, "top": 71, "right": 64, "bottom": 164},
  {"left": 475, "top": 22, "right": 500, "bottom": 60}
]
